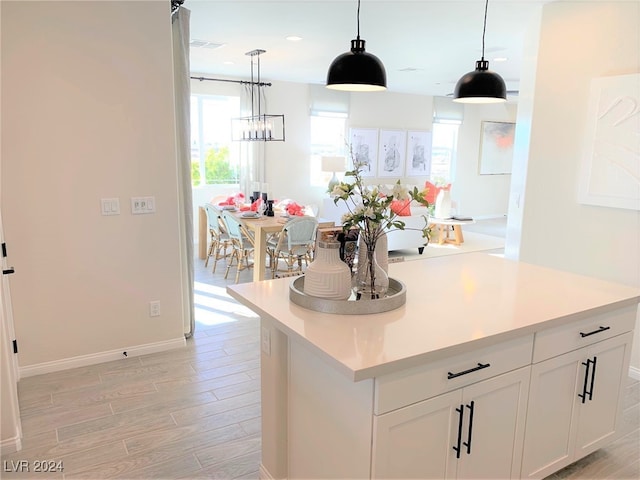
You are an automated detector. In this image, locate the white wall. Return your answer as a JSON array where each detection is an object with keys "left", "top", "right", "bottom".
[
  {"left": 456, "top": 103, "right": 517, "bottom": 217},
  {"left": 1, "top": 1, "right": 185, "bottom": 371},
  {"left": 507, "top": 1, "right": 640, "bottom": 370}
]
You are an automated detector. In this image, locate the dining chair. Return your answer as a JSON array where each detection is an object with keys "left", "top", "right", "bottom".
[
  {"left": 204, "top": 203, "right": 232, "bottom": 273},
  {"left": 267, "top": 217, "right": 318, "bottom": 278},
  {"left": 221, "top": 211, "right": 255, "bottom": 283}
]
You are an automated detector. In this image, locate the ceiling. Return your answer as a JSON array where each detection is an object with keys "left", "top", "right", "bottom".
[{"left": 186, "top": 0, "right": 550, "bottom": 98}]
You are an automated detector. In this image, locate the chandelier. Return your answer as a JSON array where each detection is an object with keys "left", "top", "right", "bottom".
[{"left": 232, "top": 49, "right": 285, "bottom": 142}]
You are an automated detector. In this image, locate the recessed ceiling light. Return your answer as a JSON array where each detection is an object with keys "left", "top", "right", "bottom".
[
  {"left": 189, "top": 40, "right": 226, "bottom": 50},
  {"left": 286, "top": 35, "right": 303, "bottom": 42},
  {"left": 493, "top": 57, "right": 508, "bottom": 62},
  {"left": 223, "top": 61, "right": 234, "bottom": 65}
]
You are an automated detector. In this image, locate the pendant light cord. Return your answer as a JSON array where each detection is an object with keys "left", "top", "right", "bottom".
[
  {"left": 481, "top": 0, "right": 488, "bottom": 61},
  {"left": 356, "top": 0, "right": 361, "bottom": 40}
]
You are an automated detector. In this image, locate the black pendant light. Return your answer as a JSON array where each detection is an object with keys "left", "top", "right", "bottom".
[
  {"left": 453, "top": 0, "right": 506, "bottom": 103},
  {"left": 326, "top": 0, "right": 386, "bottom": 92}
]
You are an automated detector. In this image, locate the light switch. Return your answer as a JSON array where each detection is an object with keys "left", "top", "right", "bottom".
[{"left": 101, "top": 198, "right": 120, "bottom": 216}]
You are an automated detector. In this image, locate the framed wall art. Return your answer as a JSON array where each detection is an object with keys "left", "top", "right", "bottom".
[
  {"left": 479, "top": 121, "right": 515, "bottom": 175},
  {"left": 378, "top": 129, "right": 406, "bottom": 177},
  {"left": 405, "top": 130, "right": 432, "bottom": 176},
  {"left": 349, "top": 128, "right": 378, "bottom": 177}
]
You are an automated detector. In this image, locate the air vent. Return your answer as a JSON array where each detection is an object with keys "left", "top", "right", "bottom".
[{"left": 189, "top": 40, "right": 226, "bottom": 50}]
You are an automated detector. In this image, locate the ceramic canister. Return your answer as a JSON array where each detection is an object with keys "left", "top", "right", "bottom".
[{"left": 304, "top": 240, "right": 352, "bottom": 300}]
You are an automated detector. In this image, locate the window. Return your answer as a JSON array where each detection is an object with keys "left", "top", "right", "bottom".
[
  {"left": 309, "top": 112, "right": 347, "bottom": 187},
  {"left": 430, "top": 121, "right": 459, "bottom": 184},
  {"left": 190, "top": 94, "right": 240, "bottom": 186}
]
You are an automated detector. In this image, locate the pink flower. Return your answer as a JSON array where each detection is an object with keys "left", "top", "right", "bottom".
[{"left": 286, "top": 202, "right": 304, "bottom": 216}]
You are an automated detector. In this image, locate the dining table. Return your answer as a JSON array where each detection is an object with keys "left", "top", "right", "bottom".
[{"left": 199, "top": 204, "right": 335, "bottom": 282}]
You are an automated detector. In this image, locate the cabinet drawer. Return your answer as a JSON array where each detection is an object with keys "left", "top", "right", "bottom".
[
  {"left": 374, "top": 335, "right": 533, "bottom": 415},
  {"left": 532, "top": 305, "right": 637, "bottom": 363}
]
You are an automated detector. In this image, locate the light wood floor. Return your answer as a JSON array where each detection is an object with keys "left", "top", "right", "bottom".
[{"left": 2, "top": 251, "right": 638, "bottom": 479}]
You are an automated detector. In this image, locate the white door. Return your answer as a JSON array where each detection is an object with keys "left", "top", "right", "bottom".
[
  {"left": 0, "top": 206, "right": 23, "bottom": 452},
  {"left": 372, "top": 389, "right": 461, "bottom": 479},
  {"left": 457, "top": 367, "right": 531, "bottom": 480}
]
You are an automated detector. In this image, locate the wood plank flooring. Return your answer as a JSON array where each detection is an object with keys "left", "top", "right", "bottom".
[{"left": 2, "top": 248, "right": 638, "bottom": 479}]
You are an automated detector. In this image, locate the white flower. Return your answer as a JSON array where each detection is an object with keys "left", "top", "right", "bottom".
[
  {"left": 363, "top": 206, "right": 376, "bottom": 219},
  {"left": 331, "top": 184, "right": 348, "bottom": 197},
  {"left": 341, "top": 212, "right": 353, "bottom": 224},
  {"left": 392, "top": 183, "right": 409, "bottom": 201},
  {"left": 333, "top": 143, "right": 432, "bottom": 246}
]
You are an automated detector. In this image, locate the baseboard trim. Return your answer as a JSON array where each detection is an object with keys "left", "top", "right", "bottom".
[
  {"left": 19, "top": 337, "right": 186, "bottom": 378},
  {"left": 629, "top": 365, "right": 640, "bottom": 381},
  {"left": 259, "top": 464, "right": 276, "bottom": 480},
  {"left": 0, "top": 434, "right": 22, "bottom": 455}
]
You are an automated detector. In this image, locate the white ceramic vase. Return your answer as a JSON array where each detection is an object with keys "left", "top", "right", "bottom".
[
  {"left": 434, "top": 189, "right": 452, "bottom": 219},
  {"left": 304, "top": 240, "right": 352, "bottom": 300}
]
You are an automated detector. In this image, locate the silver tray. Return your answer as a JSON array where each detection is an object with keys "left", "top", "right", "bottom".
[{"left": 289, "top": 276, "right": 406, "bottom": 315}]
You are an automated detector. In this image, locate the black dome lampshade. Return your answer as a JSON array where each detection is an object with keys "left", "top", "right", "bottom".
[
  {"left": 453, "top": 0, "right": 507, "bottom": 103},
  {"left": 453, "top": 59, "right": 506, "bottom": 103},
  {"left": 326, "top": 0, "right": 387, "bottom": 92}
]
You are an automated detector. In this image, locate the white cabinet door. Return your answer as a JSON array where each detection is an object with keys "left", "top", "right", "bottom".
[
  {"left": 373, "top": 368, "right": 530, "bottom": 480},
  {"left": 372, "top": 389, "right": 461, "bottom": 479},
  {"left": 521, "top": 333, "right": 632, "bottom": 479},
  {"left": 457, "top": 367, "right": 531, "bottom": 480},
  {"left": 574, "top": 332, "right": 632, "bottom": 457},
  {"left": 520, "top": 348, "right": 582, "bottom": 479}
]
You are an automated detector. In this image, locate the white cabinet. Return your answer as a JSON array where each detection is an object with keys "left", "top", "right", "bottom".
[
  {"left": 373, "top": 367, "right": 531, "bottom": 479},
  {"left": 521, "top": 330, "right": 633, "bottom": 479}
]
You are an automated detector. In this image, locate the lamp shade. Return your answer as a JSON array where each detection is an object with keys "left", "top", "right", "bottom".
[
  {"left": 321, "top": 156, "right": 346, "bottom": 172},
  {"left": 453, "top": 61, "right": 506, "bottom": 104},
  {"left": 327, "top": 39, "right": 387, "bottom": 92},
  {"left": 453, "top": 62, "right": 506, "bottom": 103}
]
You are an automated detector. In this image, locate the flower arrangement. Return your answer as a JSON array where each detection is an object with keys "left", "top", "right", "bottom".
[
  {"left": 285, "top": 202, "right": 305, "bottom": 216},
  {"left": 331, "top": 146, "right": 431, "bottom": 299}
]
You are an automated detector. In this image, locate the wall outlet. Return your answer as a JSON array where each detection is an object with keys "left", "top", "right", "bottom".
[
  {"left": 132, "top": 196, "right": 156, "bottom": 215},
  {"left": 149, "top": 301, "right": 161, "bottom": 317}
]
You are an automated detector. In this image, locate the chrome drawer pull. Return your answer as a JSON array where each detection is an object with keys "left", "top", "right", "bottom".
[
  {"left": 580, "top": 326, "right": 610, "bottom": 338},
  {"left": 447, "top": 362, "right": 490, "bottom": 380}
]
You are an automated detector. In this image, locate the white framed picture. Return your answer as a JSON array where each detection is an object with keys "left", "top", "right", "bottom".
[
  {"left": 479, "top": 121, "right": 515, "bottom": 175},
  {"left": 405, "top": 130, "right": 432, "bottom": 176},
  {"left": 378, "top": 129, "right": 406, "bottom": 177},
  {"left": 349, "top": 128, "right": 378, "bottom": 177}
]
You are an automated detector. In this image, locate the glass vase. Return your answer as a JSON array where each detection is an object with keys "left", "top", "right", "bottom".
[{"left": 353, "top": 243, "right": 389, "bottom": 300}]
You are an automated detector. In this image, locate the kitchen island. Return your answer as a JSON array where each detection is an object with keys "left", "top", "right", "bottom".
[{"left": 227, "top": 252, "right": 639, "bottom": 479}]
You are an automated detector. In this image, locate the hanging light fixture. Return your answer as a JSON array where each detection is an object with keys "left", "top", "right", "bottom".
[
  {"left": 453, "top": 0, "right": 506, "bottom": 103},
  {"left": 326, "top": 0, "right": 386, "bottom": 92},
  {"left": 231, "top": 49, "right": 285, "bottom": 141}
]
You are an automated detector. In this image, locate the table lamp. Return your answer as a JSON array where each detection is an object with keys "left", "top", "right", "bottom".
[{"left": 321, "top": 156, "right": 346, "bottom": 194}]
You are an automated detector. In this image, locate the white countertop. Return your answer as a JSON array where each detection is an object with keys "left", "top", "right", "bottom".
[{"left": 227, "top": 253, "right": 639, "bottom": 381}]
